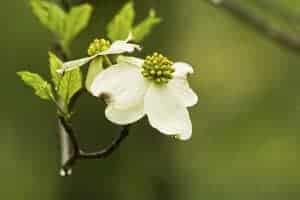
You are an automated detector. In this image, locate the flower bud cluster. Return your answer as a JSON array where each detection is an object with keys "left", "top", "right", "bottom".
[
  {"left": 141, "top": 52, "right": 174, "bottom": 84},
  {"left": 87, "top": 38, "right": 111, "bottom": 56}
]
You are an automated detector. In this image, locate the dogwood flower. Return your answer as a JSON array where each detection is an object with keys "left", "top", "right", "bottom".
[
  {"left": 58, "top": 33, "right": 141, "bottom": 73},
  {"left": 90, "top": 53, "right": 198, "bottom": 140}
]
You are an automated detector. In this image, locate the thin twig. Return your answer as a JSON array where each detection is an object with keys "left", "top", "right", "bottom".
[
  {"left": 52, "top": 40, "right": 75, "bottom": 175},
  {"left": 53, "top": 56, "right": 130, "bottom": 175},
  {"left": 57, "top": 117, "right": 78, "bottom": 173},
  {"left": 79, "top": 126, "right": 130, "bottom": 159},
  {"left": 254, "top": 0, "right": 300, "bottom": 24},
  {"left": 53, "top": 0, "right": 78, "bottom": 176},
  {"left": 206, "top": 0, "right": 300, "bottom": 52},
  {"left": 58, "top": 117, "right": 130, "bottom": 171},
  {"left": 58, "top": 116, "right": 80, "bottom": 155}
]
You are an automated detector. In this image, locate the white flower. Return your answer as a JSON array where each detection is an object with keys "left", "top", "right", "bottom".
[
  {"left": 57, "top": 33, "right": 141, "bottom": 73},
  {"left": 90, "top": 53, "right": 198, "bottom": 140}
]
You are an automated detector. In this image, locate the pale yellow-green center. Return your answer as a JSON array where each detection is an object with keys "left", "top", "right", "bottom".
[
  {"left": 87, "top": 38, "right": 111, "bottom": 56},
  {"left": 141, "top": 52, "right": 174, "bottom": 85}
]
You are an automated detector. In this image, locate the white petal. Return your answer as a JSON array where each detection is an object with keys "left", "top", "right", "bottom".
[
  {"left": 58, "top": 56, "right": 95, "bottom": 73},
  {"left": 90, "top": 63, "right": 148, "bottom": 109},
  {"left": 105, "top": 101, "right": 145, "bottom": 125},
  {"left": 98, "top": 41, "right": 141, "bottom": 56},
  {"left": 168, "top": 78, "right": 198, "bottom": 107},
  {"left": 117, "top": 56, "right": 144, "bottom": 67},
  {"left": 172, "top": 62, "right": 194, "bottom": 78},
  {"left": 145, "top": 84, "right": 192, "bottom": 140}
]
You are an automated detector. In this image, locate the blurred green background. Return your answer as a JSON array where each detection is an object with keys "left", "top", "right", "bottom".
[{"left": 1, "top": 0, "right": 300, "bottom": 199}]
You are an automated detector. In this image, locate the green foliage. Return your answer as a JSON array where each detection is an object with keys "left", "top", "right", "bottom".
[
  {"left": 132, "top": 9, "right": 161, "bottom": 42},
  {"left": 30, "top": 0, "right": 66, "bottom": 37},
  {"left": 48, "top": 51, "right": 63, "bottom": 87},
  {"left": 62, "top": 4, "right": 93, "bottom": 47},
  {"left": 85, "top": 57, "right": 103, "bottom": 91},
  {"left": 25, "top": 0, "right": 161, "bottom": 111},
  {"left": 57, "top": 68, "right": 82, "bottom": 106},
  {"left": 48, "top": 52, "right": 83, "bottom": 106},
  {"left": 17, "top": 52, "right": 82, "bottom": 112},
  {"left": 107, "top": 1, "right": 161, "bottom": 41},
  {"left": 107, "top": 2, "right": 135, "bottom": 41},
  {"left": 17, "top": 71, "right": 53, "bottom": 100},
  {"left": 30, "top": 0, "right": 93, "bottom": 48}
]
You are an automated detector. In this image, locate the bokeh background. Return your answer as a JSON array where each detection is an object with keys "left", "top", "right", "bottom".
[{"left": 1, "top": 0, "right": 300, "bottom": 199}]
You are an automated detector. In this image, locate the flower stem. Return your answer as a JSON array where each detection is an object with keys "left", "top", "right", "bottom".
[
  {"left": 58, "top": 116, "right": 130, "bottom": 172},
  {"left": 53, "top": 0, "right": 76, "bottom": 176},
  {"left": 104, "top": 55, "right": 113, "bottom": 67},
  {"left": 78, "top": 126, "right": 130, "bottom": 159}
]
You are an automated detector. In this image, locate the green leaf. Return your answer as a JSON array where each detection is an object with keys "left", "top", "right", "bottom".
[
  {"left": 107, "top": 1, "right": 135, "bottom": 41},
  {"left": 49, "top": 52, "right": 83, "bottom": 107},
  {"left": 107, "top": 1, "right": 161, "bottom": 42},
  {"left": 133, "top": 9, "right": 161, "bottom": 42},
  {"left": 30, "top": 0, "right": 66, "bottom": 38},
  {"left": 85, "top": 57, "right": 103, "bottom": 91},
  {"left": 57, "top": 68, "right": 82, "bottom": 106},
  {"left": 48, "top": 52, "right": 63, "bottom": 88},
  {"left": 17, "top": 71, "right": 54, "bottom": 100},
  {"left": 63, "top": 4, "right": 93, "bottom": 47},
  {"left": 30, "top": 1, "right": 93, "bottom": 49}
]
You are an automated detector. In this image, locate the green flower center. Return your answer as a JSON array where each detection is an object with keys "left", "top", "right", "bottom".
[
  {"left": 141, "top": 52, "right": 174, "bottom": 85},
  {"left": 87, "top": 38, "right": 111, "bottom": 56}
]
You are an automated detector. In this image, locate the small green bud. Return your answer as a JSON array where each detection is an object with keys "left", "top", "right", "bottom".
[
  {"left": 155, "top": 78, "right": 162, "bottom": 84},
  {"left": 150, "top": 70, "right": 156, "bottom": 75}
]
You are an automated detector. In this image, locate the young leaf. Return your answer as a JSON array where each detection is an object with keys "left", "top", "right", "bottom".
[
  {"left": 49, "top": 52, "right": 82, "bottom": 107},
  {"left": 107, "top": 1, "right": 135, "bottom": 41},
  {"left": 30, "top": 1, "right": 93, "bottom": 49},
  {"left": 63, "top": 4, "right": 93, "bottom": 46},
  {"left": 85, "top": 57, "right": 103, "bottom": 91},
  {"left": 49, "top": 52, "right": 63, "bottom": 88},
  {"left": 30, "top": 0, "right": 66, "bottom": 38},
  {"left": 17, "top": 71, "right": 54, "bottom": 100},
  {"left": 133, "top": 9, "right": 161, "bottom": 42},
  {"left": 57, "top": 68, "right": 82, "bottom": 106}
]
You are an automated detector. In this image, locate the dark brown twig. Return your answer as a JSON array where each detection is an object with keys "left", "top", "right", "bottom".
[
  {"left": 79, "top": 126, "right": 130, "bottom": 159},
  {"left": 58, "top": 116, "right": 130, "bottom": 172}
]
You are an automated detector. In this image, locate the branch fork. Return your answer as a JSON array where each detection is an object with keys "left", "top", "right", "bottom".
[{"left": 58, "top": 115, "right": 130, "bottom": 176}]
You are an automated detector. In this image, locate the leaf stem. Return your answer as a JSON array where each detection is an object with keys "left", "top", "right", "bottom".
[{"left": 51, "top": 97, "right": 68, "bottom": 117}]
